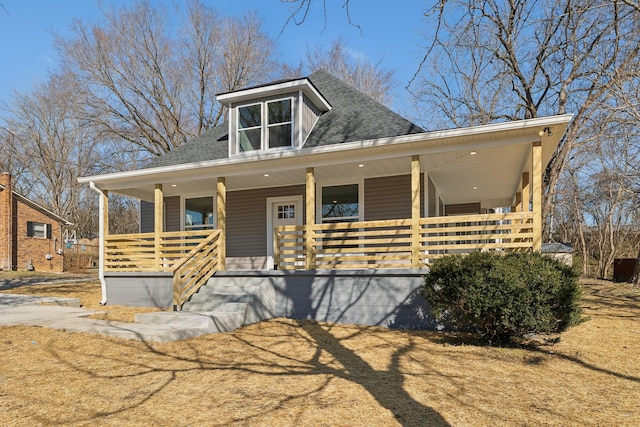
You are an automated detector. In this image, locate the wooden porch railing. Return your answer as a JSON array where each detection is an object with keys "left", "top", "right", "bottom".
[
  {"left": 104, "top": 230, "right": 216, "bottom": 271},
  {"left": 171, "top": 230, "right": 221, "bottom": 308},
  {"left": 104, "top": 229, "right": 221, "bottom": 308},
  {"left": 274, "top": 211, "right": 534, "bottom": 270}
]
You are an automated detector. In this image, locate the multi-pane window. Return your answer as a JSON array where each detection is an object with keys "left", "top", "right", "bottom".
[
  {"left": 267, "top": 99, "right": 292, "bottom": 148},
  {"left": 277, "top": 204, "right": 295, "bottom": 219},
  {"left": 236, "top": 98, "right": 293, "bottom": 152},
  {"left": 238, "top": 104, "right": 262, "bottom": 152},
  {"left": 27, "top": 221, "right": 50, "bottom": 239}
]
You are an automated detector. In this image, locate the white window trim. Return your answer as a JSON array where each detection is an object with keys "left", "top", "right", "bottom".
[
  {"left": 266, "top": 98, "right": 293, "bottom": 150},
  {"left": 182, "top": 193, "right": 217, "bottom": 232},
  {"left": 237, "top": 102, "right": 263, "bottom": 153},
  {"left": 315, "top": 178, "right": 365, "bottom": 224},
  {"left": 31, "top": 222, "right": 48, "bottom": 239},
  {"left": 234, "top": 96, "right": 295, "bottom": 154}
]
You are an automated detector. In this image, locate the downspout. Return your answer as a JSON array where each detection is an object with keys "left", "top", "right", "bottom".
[{"left": 89, "top": 181, "right": 107, "bottom": 305}]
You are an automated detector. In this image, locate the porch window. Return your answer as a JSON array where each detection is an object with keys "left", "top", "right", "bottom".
[
  {"left": 321, "top": 184, "right": 359, "bottom": 223},
  {"left": 236, "top": 98, "right": 293, "bottom": 152},
  {"left": 185, "top": 197, "right": 215, "bottom": 230}
]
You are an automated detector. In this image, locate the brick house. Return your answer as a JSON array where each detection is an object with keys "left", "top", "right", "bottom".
[{"left": 0, "top": 172, "right": 71, "bottom": 272}]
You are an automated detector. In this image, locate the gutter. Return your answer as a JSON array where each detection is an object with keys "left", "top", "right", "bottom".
[
  {"left": 77, "top": 114, "right": 574, "bottom": 188},
  {"left": 89, "top": 181, "right": 107, "bottom": 305}
]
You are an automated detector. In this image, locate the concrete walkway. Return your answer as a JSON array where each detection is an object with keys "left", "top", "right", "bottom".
[{"left": 0, "top": 293, "right": 211, "bottom": 343}]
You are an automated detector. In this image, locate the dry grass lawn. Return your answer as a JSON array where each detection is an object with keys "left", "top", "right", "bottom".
[{"left": 1, "top": 277, "right": 639, "bottom": 426}]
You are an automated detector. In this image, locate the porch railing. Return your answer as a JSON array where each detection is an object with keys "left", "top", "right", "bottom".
[
  {"left": 274, "top": 211, "right": 534, "bottom": 270},
  {"left": 104, "top": 229, "right": 221, "bottom": 308},
  {"left": 171, "top": 230, "right": 221, "bottom": 308}
]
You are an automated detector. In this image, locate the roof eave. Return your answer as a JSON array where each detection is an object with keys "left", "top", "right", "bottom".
[{"left": 79, "top": 114, "right": 573, "bottom": 188}]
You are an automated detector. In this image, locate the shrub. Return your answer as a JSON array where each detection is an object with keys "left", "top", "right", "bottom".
[{"left": 421, "top": 251, "right": 582, "bottom": 343}]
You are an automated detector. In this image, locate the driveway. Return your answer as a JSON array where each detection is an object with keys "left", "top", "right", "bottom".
[{"left": 0, "top": 272, "right": 99, "bottom": 291}]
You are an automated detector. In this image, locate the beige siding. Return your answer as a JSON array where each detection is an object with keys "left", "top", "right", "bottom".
[
  {"left": 364, "top": 174, "right": 424, "bottom": 220},
  {"left": 164, "top": 196, "right": 181, "bottom": 232},
  {"left": 428, "top": 175, "right": 436, "bottom": 217},
  {"left": 301, "top": 93, "right": 322, "bottom": 145},
  {"left": 140, "top": 196, "right": 180, "bottom": 233},
  {"left": 227, "top": 185, "right": 305, "bottom": 257},
  {"left": 140, "top": 200, "right": 153, "bottom": 233},
  {"left": 445, "top": 202, "right": 482, "bottom": 216}
]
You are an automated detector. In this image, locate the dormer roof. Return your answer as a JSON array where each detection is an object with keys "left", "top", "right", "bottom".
[
  {"left": 145, "top": 69, "right": 423, "bottom": 169},
  {"left": 216, "top": 77, "right": 331, "bottom": 112}
]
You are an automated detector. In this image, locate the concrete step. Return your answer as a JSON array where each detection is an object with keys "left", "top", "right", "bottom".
[
  {"left": 135, "top": 308, "right": 251, "bottom": 334},
  {"left": 199, "top": 282, "right": 261, "bottom": 294},
  {"left": 206, "top": 276, "right": 271, "bottom": 288},
  {"left": 182, "top": 293, "right": 257, "bottom": 312}
]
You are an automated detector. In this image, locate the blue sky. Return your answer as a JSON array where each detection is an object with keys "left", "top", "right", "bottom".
[{"left": 0, "top": 1, "right": 430, "bottom": 117}]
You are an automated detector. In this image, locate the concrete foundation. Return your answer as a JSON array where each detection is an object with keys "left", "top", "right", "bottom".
[
  {"left": 208, "top": 269, "right": 438, "bottom": 330},
  {"left": 105, "top": 269, "right": 439, "bottom": 330},
  {"left": 104, "top": 272, "right": 173, "bottom": 308}
]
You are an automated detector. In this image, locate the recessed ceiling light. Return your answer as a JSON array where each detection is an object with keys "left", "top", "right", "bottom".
[
  {"left": 358, "top": 164, "right": 364, "bottom": 168},
  {"left": 470, "top": 151, "right": 477, "bottom": 155},
  {"left": 171, "top": 184, "right": 177, "bottom": 187},
  {"left": 264, "top": 174, "right": 269, "bottom": 177},
  {"left": 472, "top": 186, "right": 478, "bottom": 190}
]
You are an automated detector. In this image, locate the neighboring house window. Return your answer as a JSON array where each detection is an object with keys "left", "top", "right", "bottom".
[
  {"left": 237, "top": 98, "right": 293, "bottom": 152},
  {"left": 185, "top": 197, "right": 215, "bottom": 230},
  {"left": 321, "top": 184, "right": 359, "bottom": 223},
  {"left": 27, "top": 221, "right": 51, "bottom": 239}
]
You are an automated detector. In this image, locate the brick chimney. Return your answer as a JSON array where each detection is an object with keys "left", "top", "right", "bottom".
[{"left": 0, "top": 172, "right": 13, "bottom": 270}]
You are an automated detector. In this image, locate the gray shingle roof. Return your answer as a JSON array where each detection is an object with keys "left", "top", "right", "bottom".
[
  {"left": 144, "top": 69, "right": 423, "bottom": 169},
  {"left": 542, "top": 243, "right": 574, "bottom": 253}
]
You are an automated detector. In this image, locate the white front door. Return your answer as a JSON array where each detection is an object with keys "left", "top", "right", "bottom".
[{"left": 266, "top": 196, "right": 303, "bottom": 269}]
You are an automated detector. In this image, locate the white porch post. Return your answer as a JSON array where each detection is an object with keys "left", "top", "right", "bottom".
[
  {"left": 305, "top": 167, "right": 316, "bottom": 270},
  {"left": 217, "top": 177, "right": 226, "bottom": 271},
  {"left": 411, "top": 155, "right": 421, "bottom": 268}
]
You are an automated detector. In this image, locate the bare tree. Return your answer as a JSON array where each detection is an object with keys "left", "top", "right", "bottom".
[
  {"left": 56, "top": 0, "right": 277, "bottom": 158},
  {"left": 305, "top": 37, "right": 395, "bottom": 105},
  {"left": 280, "top": 0, "right": 360, "bottom": 33},
  {"left": 0, "top": 125, "right": 29, "bottom": 193},
  {"left": 5, "top": 73, "right": 104, "bottom": 233},
  {"left": 412, "top": 0, "right": 640, "bottom": 239}
]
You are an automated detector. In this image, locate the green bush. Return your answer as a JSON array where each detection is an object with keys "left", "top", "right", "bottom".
[{"left": 421, "top": 251, "right": 582, "bottom": 343}]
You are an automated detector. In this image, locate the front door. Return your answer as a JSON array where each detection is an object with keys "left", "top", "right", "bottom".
[{"left": 266, "top": 196, "right": 303, "bottom": 269}]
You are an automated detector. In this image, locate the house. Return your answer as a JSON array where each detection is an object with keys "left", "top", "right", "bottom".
[
  {"left": 78, "top": 70, "right": 572, "bottom": 329},
  {"left": 0, "top": 172, "right": 72, "bottom": 272}
]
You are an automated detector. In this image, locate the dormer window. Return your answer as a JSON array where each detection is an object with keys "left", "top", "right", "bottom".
[
  {"left": 218, "top": 77, "right": 331, "bottom": 156},
  {"left": 237, "top": 98, "right": 293, "bottom": 152},
  {"left": 267, "top": 99, "right": 292, "bottom": 148}
]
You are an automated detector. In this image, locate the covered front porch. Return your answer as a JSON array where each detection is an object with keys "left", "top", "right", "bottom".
[{"left": 89, "top": 122, "right": 563, "bottom": 307}]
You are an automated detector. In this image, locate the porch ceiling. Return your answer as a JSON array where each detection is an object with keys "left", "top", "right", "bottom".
[{"left": 83, "top": 115, "right": 571, "bottom": 207}]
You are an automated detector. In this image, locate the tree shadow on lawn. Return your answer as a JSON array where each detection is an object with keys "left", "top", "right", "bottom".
[
  {"left": 430, "top": 329, "right": 640, "bottom": 385},
  {"left": 235, "top": 319, "right": 451, "bottom": 426},
  {"left": 37, "top": 319, "right": 450, "bottom": 426},
  {"left": 580, "top": 281, "right": 640, "bottom": 316}
]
